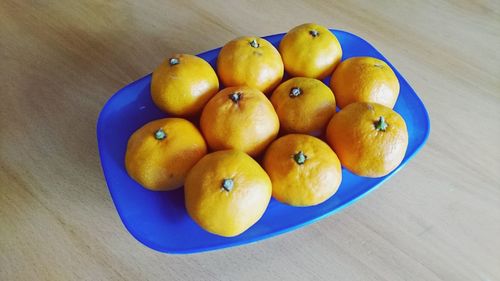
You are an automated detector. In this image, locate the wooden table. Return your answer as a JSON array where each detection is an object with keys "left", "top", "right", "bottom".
[{"left": 2, "top": 1, "right": 499, "bottom": 280}]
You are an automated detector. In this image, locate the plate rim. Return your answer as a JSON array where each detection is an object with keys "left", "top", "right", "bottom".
[{"left": 96, "top": 29, "right": 431, "bottom": 254}]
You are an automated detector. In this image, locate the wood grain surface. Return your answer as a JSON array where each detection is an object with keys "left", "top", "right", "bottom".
[{"left": 1, "top": 1, "right": 499, "bottom": 280}]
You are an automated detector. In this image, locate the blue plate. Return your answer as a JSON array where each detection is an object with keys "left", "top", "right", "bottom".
[{"left": 97, "top": 30, "right": 430, "bottom": 254}]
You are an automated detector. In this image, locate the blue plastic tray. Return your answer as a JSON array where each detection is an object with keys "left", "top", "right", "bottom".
[{"left": 97, "top": 30, "right": 430, "bottom": 254}]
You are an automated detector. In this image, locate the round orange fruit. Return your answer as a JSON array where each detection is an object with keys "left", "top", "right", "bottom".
[
  {"left": 279, "top": 23, "right": 342, "bottom": 79},
  {"left": 217, "top": 36, "right": 284, "bottom": 94},
  {"left": 151, "top": 54, "right": 219, "bottom": 116},
  {"left": 326, "top": 102, "right": 408, "bottom": 177},
  {"left": 330, "top": 57, "right": 400, "bottom": 108},
  {"left": 263, "top": 134, "right": 342, "bottom": 206},
  {"left": 125, "top": 118, "right": 207, "bottom": 191},
  {"left": 185, "top": 150, "right": 272, "bottom": 237},
  {"left": 270, "top": 77, "right": 336, "bottom": 136},
  {"left": 200, "top": 86, "right": 279, "bottom": 157}
]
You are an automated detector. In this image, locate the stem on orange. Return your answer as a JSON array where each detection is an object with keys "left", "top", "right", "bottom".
[
  {"left": 374, "top": 116, "right": 388, "bottom": 131},
  {"left": 249, "top": 39, "right": 259, "bottom": 48},
  {"left": 222, "top": 178, "right": 234, "bottom": 192},
  {"left": 289, "top": 87, "right": 302, "bottom": 98},
  {"left": 293, "top": 151, "right": 307, "bottom": 165},
  {"left": 229, "top": 92, "right": 241, "bottom": 103},
  {"left": 169, "top": 57, "right": 179, "bottom": 65},
  {"left": 154, "top": 128, "right": 167, "bottom": 140}
]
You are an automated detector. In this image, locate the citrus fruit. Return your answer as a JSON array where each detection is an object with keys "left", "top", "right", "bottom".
[
  {"left": 263, "top": 134, "right": 342, "bottom": 206},
  {"left": 151, "top": 54, "right": 219, "bottom": 116},
  {"left": 217, "top": 36, "right": 284, "bottom": 94},
  {"left": 279, "top": 23, "right": 342, "bottom": 79},
  {"left": 200, "top": 86, "right": 279, "bottom": 157},
  {"left": 185, "top": 150, "right": 272, "bottom": 237},
  {"left": 330, "top": 57, "right": 399, "bottom": 108},
  {"left": 326, "top": 102, "right": 408, "bottom": 177},
  {"left": 125, "top": 118, "right": 207, "bottom": 191},
  {"left": 270, "top": 77, "right": 336, "bottom": 136}
]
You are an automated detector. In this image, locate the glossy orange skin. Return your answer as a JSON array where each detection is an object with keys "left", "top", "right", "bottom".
[
  {"left": 270, "top": 77, "right": 336, "bottom": 136},
  {"left": 263, "top": 134, "right": 342, "bottom": 206},
  {"left": 200, "top": 86, "right": 279, "bottom": 157},
  {"left": 326, "top": 102, "right": 408, "bottom": 177},
  {"left": 217, "top": 37, "right": 284, "bottom": 94},
  {"left": 279, "top": 23, "right": 342, "bottom": 79},
  {"left": 185, "top": 150, "right": 272, "bottom": 237},
  {"left": 151, "top": 54, "right": 219, "bottom": 116},
  {"left": 125, "top": 118, "right": 207, "bottom": 191},
  {"left": 330, "top": 57, "right": 400, "bottom": 109}
]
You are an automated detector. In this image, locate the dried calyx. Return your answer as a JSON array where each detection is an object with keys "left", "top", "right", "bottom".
[
  {"left": 229, "top": 92, "right": 242, "bottom": 103},
  {"left": 293, "top": 151, "right": 307, "bottom": 165},
  {"left": 221, "top": 178, "right": 234, "bottom": 192},
  {"left": 154, "top": 128, "right": 167, "bottom": 140},
  {"left": 374, "top": 116, "right": 388, "bottom": 131},
  {"left": 309, "top": 30, "right": 319, "bottom": 37},
  {"left": 289, "top": 87, "right": 302, "bottom": 97},
  {"left": 169, "top": 57, "right": 180, "bottom": 65},
  {"left": 249, "top": 39, "right": 260, "bottom": 48}
]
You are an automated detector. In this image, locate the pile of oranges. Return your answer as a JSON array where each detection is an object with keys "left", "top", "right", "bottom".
[{"left": 125, "top": 23, "right": 409, "bottom": 237}]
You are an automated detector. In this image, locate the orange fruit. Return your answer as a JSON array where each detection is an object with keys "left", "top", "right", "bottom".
[
  {"left": 200, "top": 86, "right": 279, "bottom": 157},
  {"left": 125, "top": 118, "right": 207, "bottom": 191},
  {"left": 279, "top": 23, "right": 342, "bottom": 79},
  {"left": 263, "top": 134, "right": 342, "bottom": 206},
  {"left": 151, "top": 54, "right": 219, "bottom": 116},
  {"left": 326, "top": 102, "right": 408, "bottom": 177},
  {"left": 217, "top": 36, "right": 284, "bottom": 94},
  {"left": 270, "top": 77, "right": 336, "bottom": 136},
  {"left": 330, "top": 57, "right": 400, "bottom": 108},
  {"left": 185, "top": 150, "right": 272, "bottom": 237}
]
